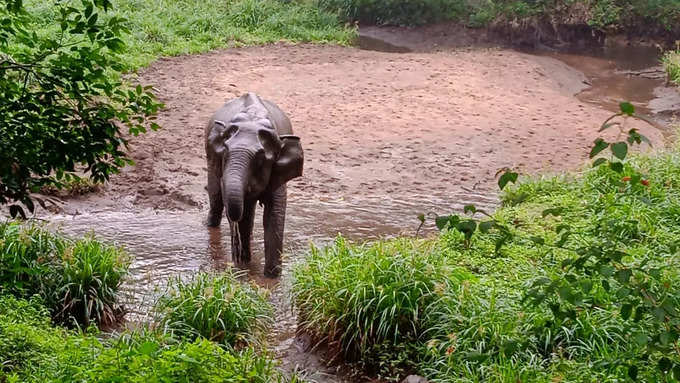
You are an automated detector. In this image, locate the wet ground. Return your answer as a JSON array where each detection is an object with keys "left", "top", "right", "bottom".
[{"left": 44, "top": 27, "right": 678, "bottom": 382}]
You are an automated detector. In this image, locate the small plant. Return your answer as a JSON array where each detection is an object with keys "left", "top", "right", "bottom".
[
  {"left": 155, "top": 271, "right": 273, "bottom": 347},
  {"left": 663, "top": 48, "right": 680, "bottom": 87}
]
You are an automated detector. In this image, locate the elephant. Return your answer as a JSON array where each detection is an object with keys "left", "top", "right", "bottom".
[{"left": 205, "top": 93, "right": 303, "bottom": 277}]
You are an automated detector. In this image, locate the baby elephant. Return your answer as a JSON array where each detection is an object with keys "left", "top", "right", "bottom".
[{"left": 205, "top": 93, "right": 303, "bottom": 277}]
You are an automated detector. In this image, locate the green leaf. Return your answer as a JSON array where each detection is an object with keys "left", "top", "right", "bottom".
[
  {"left": 435, "top": 216, "right": 449, "bottom": 231},
  {"left": 589, "top": 138, "right": 609, "bottom": 158},
  {"left": 138, "top": 341, "right": 159, "bottom": 356},
  {"left": 611, "top": 142, "right": 628, "bottom": 160},
  {"left": 609, "top": 161, "right": 624, "bottom": 173},
  {"left": 658, "top": 357, "right": 672, "bottom": 373},
  {"left": 673, "top": 365, "right": 680, "bottom": 380},
  {"left": 592, "top": 158, "right": 607, "bottom": 167},
  {"left": 660, "top": 331, "right": 672, "bottom": 346},
  {"left": 620, "top": 101, "right": 635, "bottom": 116},
  {"left": 542, "top": 207, "right": 563, "bottom": 218},
  {"left": 530, "top": 236, "right": 544, "bottom": 245},
  {"left": 633, "top": 333, "right": 648, "bottom": 346},
  {"left": 478, "top": 221, "right": 493, "bottom": 234},
  {"left": 498, "top": 171, "right": 518, "bottom": 190},
  {"left": 417, "top": 213, "right": 425, "bottom": 224},
  {"left": 620, "top": 304, "right": 633, "bottom": 320},
  {"left": 464, "top": 204, "right": 476, "bottom": 214},
  {"left": 615, "top": 269, "right": 632, "bottom": 284}
]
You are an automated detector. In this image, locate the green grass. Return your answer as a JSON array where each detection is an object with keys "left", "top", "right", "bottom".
[
  {"left": 23, "top": 0, "right": 355, "bottom": 70},
  {"left": 155, "top": 271, "right": 274, "bottom": 348},
  {"left": 0, "top": 222, "right": 130, "bottom": 327},
  {"left": 664, "top": 50, "right": 680, "bottom": 87},
  {"left": 292, "top": 144, "right": 680, "bottom": 381},
  {"left": 0, "top": 295, "right": 297, "bottom": 383}
]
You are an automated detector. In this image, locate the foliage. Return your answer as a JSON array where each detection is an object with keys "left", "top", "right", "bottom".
[
  {"left": 0, "top": 0, "right": 162, "bottom": 218},
  {"left": 318, "top": 0, "right": 680, "bottom": 30},
  {"left": 0, "top": 295, "right": 296, "bottom": 383},
  {"left": 23, "top": 0, "right": 355, "bottom": 70},
  {"left": 293, "top": 103, "right": 680, "bottom": 381},
  {"left": 0, "top": 221, "right": 130, "bottom": 326},
  {"left": 155, "top": 271, "right": 273, "bottom": 347},
  {"left": 664, "top": 49, "right": 680, "bottom": 87}
]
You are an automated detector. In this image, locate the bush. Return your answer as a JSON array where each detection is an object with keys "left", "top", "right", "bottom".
[
  {"left": 0, "top": 295, "right": 292, "bottom": 383},
  {"left": 155, "top": 271, "right": 273, "bottom": 347},
  {"left": 1, "top": 0, "right": 162, "bottom": 217},
  {"left": 0, "top": 221, "right": 130, "bottom": 327}
]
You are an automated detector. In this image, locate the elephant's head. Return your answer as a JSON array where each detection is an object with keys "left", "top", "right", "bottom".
[{"left": 207, "top": 114, "right": 303, "bottom": 223}]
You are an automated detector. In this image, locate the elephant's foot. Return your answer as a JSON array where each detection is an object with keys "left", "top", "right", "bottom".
[
  {"left": 264, "top": 261, "right": 281, "bottom": 278},
  {"left": 207, "top": 215, "right": 222, "bottom": 227}
]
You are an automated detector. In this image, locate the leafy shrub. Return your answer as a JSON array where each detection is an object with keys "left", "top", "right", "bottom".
[
  {"left": 0, "top": 296, "right": 293, "bottom": 383},
  {"left": 1, "top": 0, "right": 162, "bottom": 217},
  {"left": 155, "top": 272, "right": 273, "bottom": 347},
  {"left": 0, "top": 221, "right": 130, "bottom": 327}
]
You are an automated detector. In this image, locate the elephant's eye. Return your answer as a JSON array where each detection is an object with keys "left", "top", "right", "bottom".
[{"left": 223, "top": 125, "right": 239, "bottom": 140}]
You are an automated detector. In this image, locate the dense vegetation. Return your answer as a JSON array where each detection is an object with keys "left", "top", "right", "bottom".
[
  {"left": 0, "top": 295, "right": 294, "bottom": 382},
  {"left": 293, "top": 113, "right": 680, "bottom": 381},
  {"left": 319, "top": 0, "right": 680, "bottom": 30}
]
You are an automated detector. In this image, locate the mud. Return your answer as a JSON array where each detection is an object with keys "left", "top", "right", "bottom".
[{"left": 43, "top": 29, "right": 678, "bottom": 382}]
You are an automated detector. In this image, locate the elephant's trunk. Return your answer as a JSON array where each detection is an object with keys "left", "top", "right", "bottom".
[{"left": 223, "top": 150, "right": 251, "bottom": 223}]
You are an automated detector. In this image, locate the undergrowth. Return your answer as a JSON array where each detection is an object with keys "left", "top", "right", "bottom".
[
  {"left": 319, "top": 0, "right": 680, "bottom": 30},
  {"left": 664, "top": 50, "right": 680, "bottom": 87},
  {"left": 292, "top": 136, "right": 680, "bottom": 381}
]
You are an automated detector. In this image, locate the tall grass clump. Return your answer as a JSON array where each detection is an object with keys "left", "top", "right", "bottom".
[
  {"left": 664, "top": 50, "right": 680, "bottom": 87},
  {"left": 0, "top": 221, "right": 130, "bottom": 327},
  {"left": 155, "top": 271, "right": 273, "bottom": 347},
  {"left": 292, "top": 236, "right": 473, "bottom": 378},
  {"left": 0, "top": 295, "right": 294, "bottom": 383},
  {"left": 22, "top": 0, "right": 355, "bottom": 70}
]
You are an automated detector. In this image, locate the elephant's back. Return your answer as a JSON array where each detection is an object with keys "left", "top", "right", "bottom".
[{"left": 261, "top": 99, "right": 293, "bottom": 136}]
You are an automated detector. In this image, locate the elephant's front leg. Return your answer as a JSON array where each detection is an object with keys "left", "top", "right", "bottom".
[
  {"left": 230, "top": 199, "right": 256, "bottom": 262},
  {"left": 207, "top": 167, "right": 224, "bottom": 227},
  {"left": 262, "top": 185, "right": 287, "bottom": 277}
]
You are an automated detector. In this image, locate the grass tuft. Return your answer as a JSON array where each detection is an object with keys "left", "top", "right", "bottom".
[
  {"left": 663, "top": 50, "right": 680, "bottom": 87},
  {"left": 0, "top": 221, "right": 129, "bottom": 327},
  {"left": 155, "top": 271, "right": 273, "bottom": 347}
]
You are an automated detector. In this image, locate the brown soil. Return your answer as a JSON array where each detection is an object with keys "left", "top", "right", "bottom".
[{"left": 66, "top": 43, "right": 663, "bottom": 214}]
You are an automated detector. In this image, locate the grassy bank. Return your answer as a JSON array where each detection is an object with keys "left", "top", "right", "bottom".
[
  {"left": 292, "top": 139, "right": 680, "bottom": 381},
  {"left": 23, "top": 0, "right": 355, "bottom": 70},
  {"left": 664, "top": 50, "right": 680, "bottom": 86},
  {"left": 319, "top": 0, "right": 680, "bottom": 31}
]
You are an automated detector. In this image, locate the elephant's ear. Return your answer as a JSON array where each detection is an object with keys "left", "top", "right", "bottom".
[
  {"left": 269, "top": 135, "right": 303, "bottom": 191},
  {"left": 208, "top": 120, "right": 236, "bottom": 156}
]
